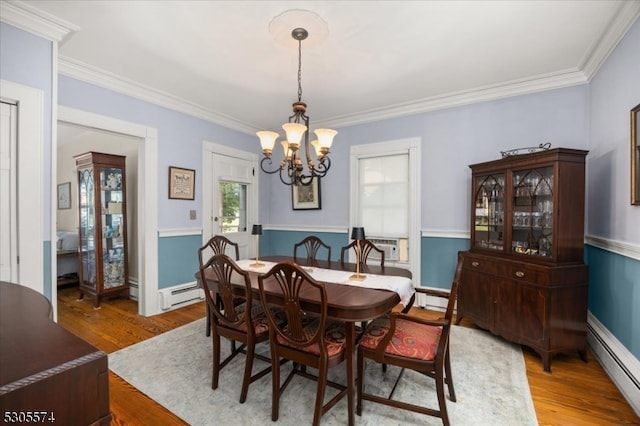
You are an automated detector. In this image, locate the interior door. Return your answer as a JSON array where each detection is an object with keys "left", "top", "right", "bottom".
[
  {"left": 0, "top": 101, "right": 17, "bottom": 282},
  {"left": 209, "top": 153, "right": 257, "bottom": 259}
]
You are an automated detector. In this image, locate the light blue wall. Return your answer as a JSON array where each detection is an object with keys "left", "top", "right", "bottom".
[
  {"left": 158, "top": 235, "right": 200, "bottom": 288},
  {"left": 585, "top": 246, "right": 639, "bottom": 358},
  {"left": 587, "top": 17, "right": 640, "bottom": 359},
  {"left": 1, "top": 22, "right": 54, "bottom": 296}
]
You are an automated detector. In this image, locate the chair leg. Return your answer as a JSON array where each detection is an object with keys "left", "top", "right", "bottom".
[
  {"left": 444, "top": 346, "right": 456, "bottom": 402},
  {"left": 271, "top": 350, "right": 280, "bottom": 421},
  {"left": 212, "top": 334, "right": 221, "bottom": 390},
  {"left": 313, "top": 361, "right": 328, "bottom": 426},
  {"left": 435, "top": 364, "right": 450, "bottom": 426},
  {"left": 239, "top": 342, "right": 254, "bottom": 403},
  {"left": 206, "top": 304, "right": 211, "bottom": 337}
]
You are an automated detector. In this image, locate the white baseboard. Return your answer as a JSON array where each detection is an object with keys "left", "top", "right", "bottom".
[
  {"left": 158, "top": 281, "right": 204, "bottom": 312},
  {"left": 587, "top": 311, "right": 640, "bottom": 416}
]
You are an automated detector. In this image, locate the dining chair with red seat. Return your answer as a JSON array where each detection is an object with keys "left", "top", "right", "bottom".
[
  {"left": 198, "top": 253, "right": 275, "bottom": 403},
  {"left": 198, "top": 235, "right": 240, "bottom": 337},
  {"left": 258, "top": 261, "right": 349, "bottom": 426},
  {"left": 293, "top": 235, "right": 332, "bottom": 265},
  {"left": 356, "top": 255, "right": 462, "bottom": 426}
]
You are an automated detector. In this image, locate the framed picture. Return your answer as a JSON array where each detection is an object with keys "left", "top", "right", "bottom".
[
  {"left": 631, "top": 103, "right": 640, "bottom": 205},
  {"left": 168, "top": 166, "right": 195, "bottom": 200},
  {"left": 57, "top": 182, "right": 71, "bottom": 209},
  {"left": 292, "top": 178, "right": 321, "bottom": 210}
]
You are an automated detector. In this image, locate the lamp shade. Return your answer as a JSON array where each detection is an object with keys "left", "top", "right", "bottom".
[
  {"left": 350, "top": 227, "right": 365, "bottom": 241},
  {"left": 256, "top": 131, "right": 279, "bottom": 152},
  {"left": 282, "top": 122, "right": 307, "bottom": 147},
  {"left": 252, "top": 224, "right": 263, "bottom": 235},
  {"left": 314, "top": 128, "right": 337, "bottom": 150}
]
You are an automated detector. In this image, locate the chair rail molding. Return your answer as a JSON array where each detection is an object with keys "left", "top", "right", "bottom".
[{"left": 585, "top": 235, "right": 640, "bottom": 261}]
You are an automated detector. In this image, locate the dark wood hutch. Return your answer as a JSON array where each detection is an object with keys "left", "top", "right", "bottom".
[{"left": 457, "top": 147, "right": 589, "bottom": 371}]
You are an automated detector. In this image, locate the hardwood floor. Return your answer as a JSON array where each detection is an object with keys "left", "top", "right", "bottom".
[{"left": 56, "top": 287, "right": 639, "bottom": 425}]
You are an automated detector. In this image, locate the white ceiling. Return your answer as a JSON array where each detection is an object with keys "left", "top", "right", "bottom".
[{"left": 11, "top": 1, "right": 640, "bottom": 135}]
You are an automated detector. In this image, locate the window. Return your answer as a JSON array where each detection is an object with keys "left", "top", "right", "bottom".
[
  {"left": 218, "top": 181, "right": 247, "bottom": 233},
  {"left": 358, "top": 154, "right": 408, "bottom": 237}
]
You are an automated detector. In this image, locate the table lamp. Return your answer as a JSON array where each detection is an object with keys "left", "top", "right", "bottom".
[
  {"left": 250, "top": 224, "right": 265, "bottom": 267},
  {"left": 349, "top": 226, "right": 366, "bottom": 281}
]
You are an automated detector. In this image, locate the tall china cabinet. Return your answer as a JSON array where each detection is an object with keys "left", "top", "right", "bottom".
[
  {"left": 457, "top": 148, "right": 589, "bottom": 372},
  {"left": 75, "top": 152, "right": 129, "bottom": 308}
]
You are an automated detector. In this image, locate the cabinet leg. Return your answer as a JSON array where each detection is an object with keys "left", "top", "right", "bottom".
[
  {"left": 542, "top": 354, "right": 552, "bottom": 373},
  {"left": 578, "top": 349, "right": 588, "bottom": 363}
]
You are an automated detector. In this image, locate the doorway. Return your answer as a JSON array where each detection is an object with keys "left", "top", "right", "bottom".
[{"left": 56, "top": 106, "right": 159, "bottom": 316}]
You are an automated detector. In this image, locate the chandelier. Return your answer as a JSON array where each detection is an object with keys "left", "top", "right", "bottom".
[{"left": 257, "top": 27, "right": 337, "bottom": 186}]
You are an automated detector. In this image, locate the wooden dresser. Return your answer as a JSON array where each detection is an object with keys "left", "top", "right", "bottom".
[
  {"left": 457, "top": 148, "right": 589, "bottom": 372},
  {"left": 0, "top": 281, "right": 111, "bottom": 425}
]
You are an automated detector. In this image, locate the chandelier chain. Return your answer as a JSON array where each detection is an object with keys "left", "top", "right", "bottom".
[{"left": 297, "top": 38, "right": 302, "bottom": 103}]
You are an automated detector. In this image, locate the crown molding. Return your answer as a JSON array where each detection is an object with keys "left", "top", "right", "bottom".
[
  {"left": 58, "top": 56, "right": 258, "bottom": 135},
  {"left": 317, "top": 68, "right": 589, "bottom": 130},
  {"left": 579, "top": 2, "right": 640, "bottom": 80},
  {"left": 0, "top": 0, "right": 78, "bottom": 42}
]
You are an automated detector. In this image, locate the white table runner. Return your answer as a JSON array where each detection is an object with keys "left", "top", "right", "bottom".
[{"left": 235, "top": 259, "right": 414, "bottom": 307}]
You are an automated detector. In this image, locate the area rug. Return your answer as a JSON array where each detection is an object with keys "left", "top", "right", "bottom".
[{"left": 109, "top": 318, "right": 537, "bottom": 425}]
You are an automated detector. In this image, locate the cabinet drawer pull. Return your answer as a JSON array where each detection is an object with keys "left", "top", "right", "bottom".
[
  {"left": 471, "top": 261, "right": 479, "bottom": 267},
  {"left": 515, "top": 271, "right": 525, "bottom": 278}
]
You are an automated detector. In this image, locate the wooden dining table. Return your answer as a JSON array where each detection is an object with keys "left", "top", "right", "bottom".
[{"left": 197, "top": 255, "right": 413, "bottom": 425}]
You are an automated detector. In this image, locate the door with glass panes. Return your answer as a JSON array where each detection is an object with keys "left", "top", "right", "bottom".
[{"left": 210, "top": 153, "right": 256, "bottom": 259}]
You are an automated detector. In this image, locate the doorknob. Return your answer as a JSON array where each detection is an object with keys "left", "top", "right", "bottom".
[{"left": 213, "top": 217, "right": 219, "bottom": 222}]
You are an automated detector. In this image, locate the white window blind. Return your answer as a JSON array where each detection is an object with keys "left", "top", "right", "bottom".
[{"left": 357, "top": 154, "right": 408, "bottom": 237}]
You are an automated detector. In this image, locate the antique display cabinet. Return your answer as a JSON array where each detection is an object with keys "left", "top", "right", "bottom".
[
  {"left": 457, "top": 148, "right": 589, "bottom": 371},
  {"left": 75, "top": 152, "right": 129, "bottom": 308}
]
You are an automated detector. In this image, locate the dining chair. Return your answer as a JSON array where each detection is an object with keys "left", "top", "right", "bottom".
[
  {"left": 258, "top": 261, "right": 349, "bottom": 426},
  {"left": 340, "top": 239, "right": 385, "bottom": 267},
  {"left": 198, "top": 235, "right": 240, "bottom": 337},
  {"left": 356, "top": 255, "right": 462, "bottom": 426},
  {"left": 293, "top": 236, "right": 332, "bottom": 264},
  {"left": 197, "top": 253, "right": 274, "bottom": 403}
]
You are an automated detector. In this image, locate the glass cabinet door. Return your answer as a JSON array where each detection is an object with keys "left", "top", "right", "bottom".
[
  {"left": 100, "top": 166, "right": 125, "bottom": 289},
  {"left": 473, "top": 173, "right": 505, "bottom": 251},
  {"left": 511, "top": 166, "right": 554, "bottom": 258},
  {"left": 79, "top": 168, "right": 96, "bottom": 288}
]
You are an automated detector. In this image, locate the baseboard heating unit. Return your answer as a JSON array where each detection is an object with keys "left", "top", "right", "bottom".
[
  {"left": 587, "top": 312, "right": 640, "bottom": 416},
  {"left": 159, "top": 281, "right": 204, "bottom": 311}
]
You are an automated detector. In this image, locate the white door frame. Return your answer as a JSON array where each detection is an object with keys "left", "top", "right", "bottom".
[
  {"left": 57, "top": 106, "right": 159, "bottom": 316},
  {"left": 349, "top": 137, "right": 421, "bottom": 284},
  {"left": 202, "top": 141, "right": 259, "bottom": 257},
  {"left": 0, "top": 80, "right": 44, "bottom": 294}
]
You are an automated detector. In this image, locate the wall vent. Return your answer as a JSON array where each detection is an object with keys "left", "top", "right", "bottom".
[{"left": 159, "top": 281, "right": 204, "bottom": 311}]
